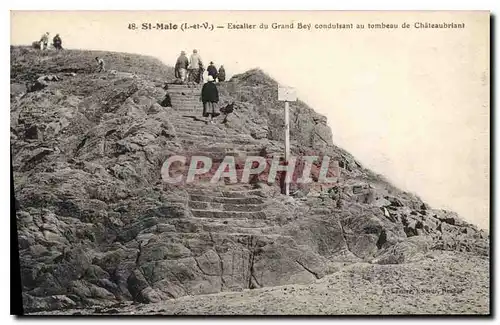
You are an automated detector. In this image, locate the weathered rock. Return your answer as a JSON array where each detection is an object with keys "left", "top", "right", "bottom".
[{"left": 11, "top": 47, "right": 488, "bottom": 313}]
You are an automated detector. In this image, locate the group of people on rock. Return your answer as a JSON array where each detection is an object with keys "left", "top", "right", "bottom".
[
  {"left": 37, "top": 32, "right": 63, "bottom": 50},
  {"left": 173, "top": 49, "right": 228, "bottom": 124},
  {"left": 174, "top": 49, "right": 226, "bottom": 84}
]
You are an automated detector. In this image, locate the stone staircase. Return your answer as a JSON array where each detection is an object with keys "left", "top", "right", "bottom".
[
  {"left": 166, "top": 83, "right": 296, "bottom": 161},
  {"left": 184, "top": 184, "right": 283, "bottom": 237},
  {"left": 165, "top": 83, "right": 286, "bottom": 237},
  {"left": 166, "top": 83, "right": 286, "bottom": 183},
  {"left": 136, "top": 84, "right": 325, "bottom": 296}
]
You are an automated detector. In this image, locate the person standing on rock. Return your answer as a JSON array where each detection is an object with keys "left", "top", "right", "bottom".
[
  {"left": 95, "top": 57, "right": 106, "bottom": 73},
  {"left": 39, "top": 32, "right": 49, "bottom": 50},
  {"left": 207, "top": 61, "right": 218, "bottom": 81},
  {"left": 218, "top": 65, "right": 226, "bottom": 82},
  {"left": 53, "top": 34, "right": 63, "bottom": 50},
  {"left": 188, "top": 49, "right": 204, "bottom": 84},
  {"left": 175, "top": 51, "right": 189, "bottom": 83},
  {"left": 201, "top": 75, "right": 220, "bottom": 124}
]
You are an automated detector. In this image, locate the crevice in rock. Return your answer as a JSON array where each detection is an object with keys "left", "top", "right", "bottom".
[
  {"left": 135, "top": 242, "right": 142, "bottom": 267},
  {"left": 193, "top": 257, "right": 211, "bottom": 276},
  {"left": 295, "top": 259, "right": 320, "bottom": 279},
  {"left": 142, "top": 150, "right": 156, "bottom": 166},
  {"left": 313, "top": 129, "right": 330, "bottom": 145},
  {"left": 246, "top": 235, "right": 259, "bottom": 289},
  {"left": 250, "top": 274, "right": 261, "bottom": 289},
  {"left": 338, "top": 217, "right": 360, "bottom": 259},
  {"left": 208, "top": 232, "right": 215, "bottom": 245},
  {"left": 376, "top": 230, "right": 387, "bottom": 249},
  {"left": 74, "top": 136, "right": 88, "bottom": 157},
  {"left": 214, "top": 249, "right": 226, "bottom": 291}
]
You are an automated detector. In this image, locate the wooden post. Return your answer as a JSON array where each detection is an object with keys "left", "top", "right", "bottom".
[
  {"left": 284, "top": 101, "right": 290, "bottom": 196},
  {"left": 278, "top": 86, "right": 297, "bottom": 196}
]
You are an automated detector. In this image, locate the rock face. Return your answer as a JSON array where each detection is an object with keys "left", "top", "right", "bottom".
[{"left": 11, "top": 47, "right": 489, "bottom": 313}]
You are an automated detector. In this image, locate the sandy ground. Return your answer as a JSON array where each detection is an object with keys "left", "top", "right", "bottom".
[{"left": 30, "top": 250, "right": 489, "bottom": 316}]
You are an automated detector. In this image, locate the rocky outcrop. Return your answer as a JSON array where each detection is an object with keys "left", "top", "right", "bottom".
[{"left": 11, "top": 47, "right": 488, "bottom": 313}]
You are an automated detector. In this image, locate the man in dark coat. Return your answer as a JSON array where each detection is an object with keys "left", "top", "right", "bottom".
[
  {"left": 201, "top": 75, "right": 220, "bottom": 124},
  {"left": 53, "top": 34, "right": 63, "bottom": 50},
  {"left": 218, "top": 65, "right": 226, "bottom": 82},
  {"left": 207, "top": 61, "right": 218, "bottom": 80}
]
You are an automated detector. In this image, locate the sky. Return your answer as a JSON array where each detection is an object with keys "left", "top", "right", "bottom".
[{"left": 10, "top": 10, "right": 490, "bottom": 229}]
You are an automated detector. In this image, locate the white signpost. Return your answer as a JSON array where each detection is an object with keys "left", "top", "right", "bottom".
[{"left": 278, "top": 86, "right": 297, "bottom": 195}]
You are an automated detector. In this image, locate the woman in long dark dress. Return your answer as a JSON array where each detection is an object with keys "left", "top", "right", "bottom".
[{"left": 201, "top": 75, "right": 220, "bottom": 124}]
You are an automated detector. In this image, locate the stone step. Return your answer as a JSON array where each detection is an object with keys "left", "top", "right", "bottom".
[
  {"left": 188, "top": 195, "right": 265, "bottom": 205},
  {"left": 179, "top": 135, "right": 259, "bottom": 145},
  {"left": 163, "top": 232, "right": 285, "bottom": 241},
  {"left": 174, "top": 112, "right": 229, "bottom": 118},
  {"left": 208, "top": 232, "right": 286, "bottom": 239},
  {"left": 170, "top": 99, "right": 203, "bottom": 102},
  {"left": 194, "top": 145, "right": 287, "bottom": 155},
  {"left": 194, "top": 217, "right": 271, "bottom": 229},
  {"left": 188, "top": 201, "right": 265, "bottom": 212},
  {"left": 171, "top": 101, "right": 203, "bottom": 106},
  {"left": 172, "top": 116, "right": 211, "bottom": 122},
  {"left": 155, "top": 218, "right": 277, "bottom": 235},
  {"left": 187, "top": 188, "right": 265, "bottom": 198},
  {"left": 181, "top": 152, "right": 268, "bottom": 162},
  {"left": 166, "top": 85, "right": 202, "bottom": 89},
  {"left": 169, "top": 95, "right": 200, "bottom": 99},
  {"left": 171, "top": 105, "right": 203, "bottom": 109},
  {"left": 202, "top": 224, "right": 268, "bottom": 235},
  {"left": 173, "top": 120, "right": 230, "bottom": 128},
  {"left": 175, "top": 124, "right": 241, "bottom": 133},
  {"left": 190, "top": 209, "right": 267, "bottom": 220},
  {"left": 170, "top": 97, "right": 200, "bottom": 100},
  {"left": 170, "top": 98, "right": 200, "bottom": 103},
  {"left": 168, "top": 87, "right": 201, "bottom": 91},
  {"left": 170, "top": 95, "right": 198, "bottom": 98},
  {"left": 169, "top": 91, "right": 200, "bottom": 94},
  {"left": 220, "top": 189, "right": 266, "bottom": 198},
  {"left": 180, "top": 146, "right": 283, "bottom": 159},
  {"left": 172, "top": 106, "right": 205, "bottom": 114},
  {"left": 174, "top": 121, "right": 235, "bottom": 128},
  {"left": 172, "top": 103, "right": 203, "bottom": 107},
  {"left": 172, "top": 106, "right": 203, "bottom": 111},
  {"left": 199, "top": 144, "right": 270, "bottom": 152},
  {"left": 169, "top": 90, "right": 200, "bottom": 93},
  {"left": 177, "top": 134, "right": 246, "bottom": 142},
  {"left": 170, "top": 98, "right": 201, "bottom": 102},
  {"left": 169, "top": 97, "right": 200, "bottom": 101},
  {"left": 175, "top": 130, "right": 243, "bottom": 139},
  {"left": 170, "top": 100, "right": 200, "bottom": 104}
]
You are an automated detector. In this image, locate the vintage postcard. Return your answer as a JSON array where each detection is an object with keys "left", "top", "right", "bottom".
[{"left": 10, "top": 10, "right": 490, "bottom": 315}]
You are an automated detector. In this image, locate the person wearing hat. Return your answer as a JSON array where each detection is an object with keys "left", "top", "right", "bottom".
[
  {"left": 207, "top": 61, "right": 218, "bottom": 81},
  {"left": 218, "top": 65, "right": 226, "bottom": 82},
  {"left": 188, "top": 49, "right": 204, "bottom": 84},
  {"left": 39, "top": 32, "right": 50, "bottom": 50},
  {"left": 175, "top": 50, "right": 189, "bottom": 83},
  {"left": 201, "top": 75, "right": 220, "bottom": 124},
  {"left": 53, "top": 34, "right": 63, "bottom": 50}
]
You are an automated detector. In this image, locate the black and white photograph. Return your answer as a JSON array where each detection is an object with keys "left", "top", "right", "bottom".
[{"left": 9, "top": 9, "right": 491, "bottom": 316}]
